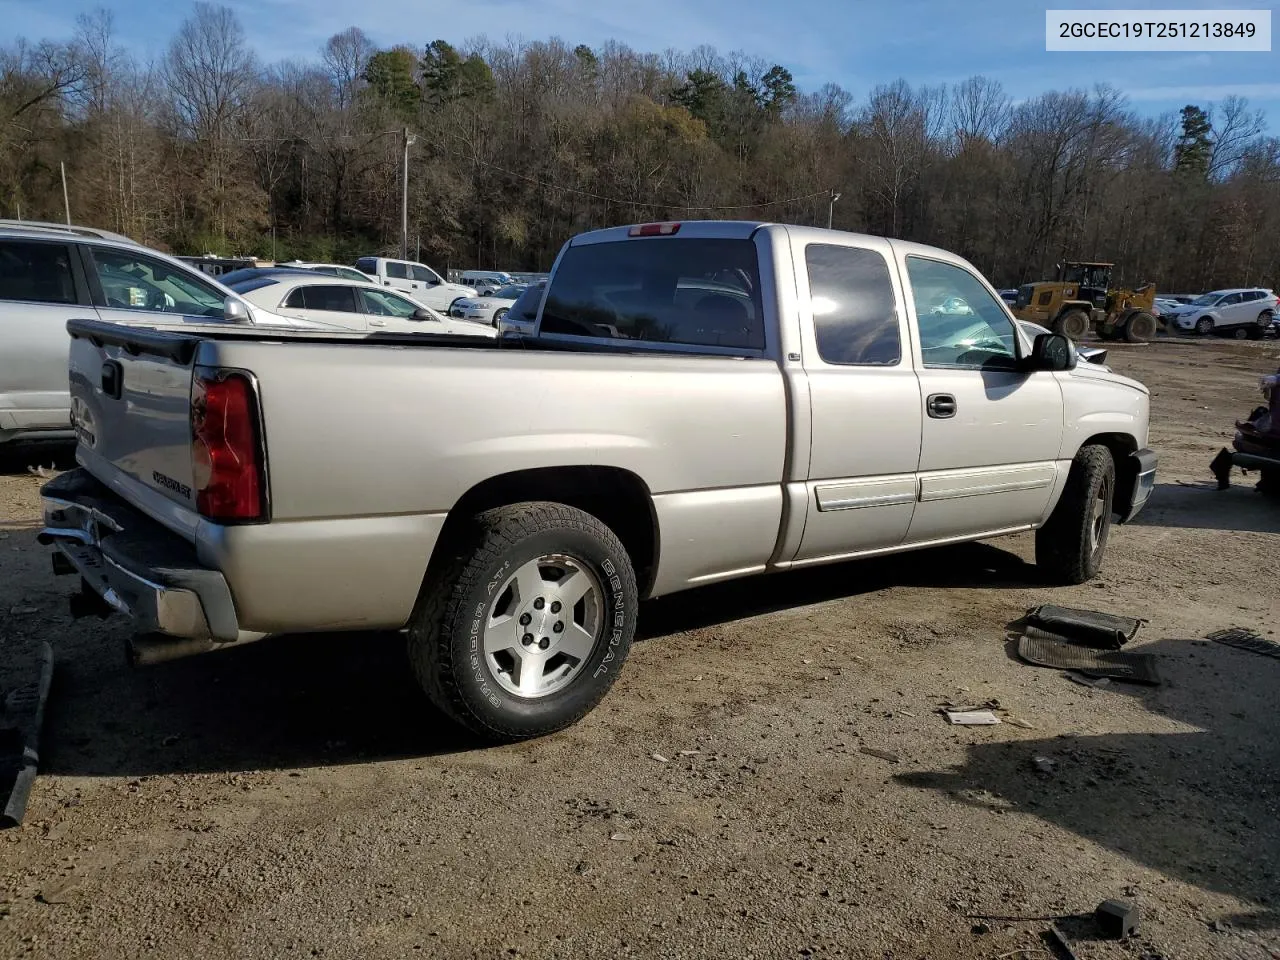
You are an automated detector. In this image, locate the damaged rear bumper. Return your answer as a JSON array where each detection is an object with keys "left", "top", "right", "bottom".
[{"left": 39, "top": 470, "right": 257, "bottom": 655}]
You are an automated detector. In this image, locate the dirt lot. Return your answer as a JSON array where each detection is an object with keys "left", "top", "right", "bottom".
[{"left": 1, "top": 340, "right": 1278, "bottom": 960}]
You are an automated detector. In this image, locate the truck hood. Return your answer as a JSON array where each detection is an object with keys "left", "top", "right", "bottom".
[{"left": 1066, "top": 359, "right": 1150, "bottom": 396}]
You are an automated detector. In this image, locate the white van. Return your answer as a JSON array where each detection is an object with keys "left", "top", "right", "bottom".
[
  {"left": 354, "top": 257, "right": 476, "bottom": 312},
  {"left": 459, "top": 270, "right": 515, "bottom": 295}
]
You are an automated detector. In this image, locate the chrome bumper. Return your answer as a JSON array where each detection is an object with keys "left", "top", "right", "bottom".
[{"left": 39, "top": 470, "right": 240, "bottom": 642}]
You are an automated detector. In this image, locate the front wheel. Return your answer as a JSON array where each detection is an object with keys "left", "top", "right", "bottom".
[
  {"left": 1054, "top": 309, "right": 1090, "bottom": 340},
  {"left": 1195, "top": 317, "right": 1213, "bottom": 335},
  {"left": 407, "top": 502, "right": 638, "bottom": 741},
  {"left": 1035, "top": 445, "right": 1115, "bottom": 585},
  {"left": 1123, "top": 311, "right": 1157, "bottom": 343},
  {"left": 1232, "top": 326, "right": 1249, "bottom": 340},
  {"left": 492, "top": 307, "right": 509, "bottom": 328}
]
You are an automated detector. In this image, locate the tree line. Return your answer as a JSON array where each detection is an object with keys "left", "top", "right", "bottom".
[{"left": 3, "top": 2, "right": 1278, "bottom": 292}]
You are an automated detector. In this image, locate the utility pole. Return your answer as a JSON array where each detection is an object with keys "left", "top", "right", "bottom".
[
  {"left": 401, "top": 127, "right": 417, "bottom": 260},
  {"left": 60, "top": 162, "right": 71, "bottom": 225},
  {"left": 827, "top": 189, "right": 841, "bottom": 230}
]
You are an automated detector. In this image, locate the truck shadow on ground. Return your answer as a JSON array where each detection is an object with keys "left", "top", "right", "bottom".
[
  {"left": 0, "top": 441, "right": 76, "bottom": 477},
  {"left": 36, "top": 540, "right": 1040, "bottom": 779},
  {"left": 1130, "top": 482, "right": 1280, "bottom": 535},
  {"left": 897, "top": 637, "right": 1280, "bottom": 930}
]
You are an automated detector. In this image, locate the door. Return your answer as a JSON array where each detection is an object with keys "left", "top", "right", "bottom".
[
  {"left": 1216, "top": 292, "right": 1245, "bottom": 328},
  {"left": 0, "top": 238, "right": 90, "bottom": 435},
  {"left": 84, "top": 245, "right": 228, "bottom": 327},
  {"left": 357, "top": 287, "right": 444, "bottom": 332},
  {"left": 278, "top": 285, "right": 368, "bottom": 330},
  {"left": 792, "top": 239, "right": 923, "bottom": 563},
  {"left": 899, "top": 253, "right": 1065, "bottom": 543},
  {"left": 382, "top": 260, "right": 413, "bottom": 294},
  {"left": 410, "top": 264, "right": 451, "bottom": 309}
]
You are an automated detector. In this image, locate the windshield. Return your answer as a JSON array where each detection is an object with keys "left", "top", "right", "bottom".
[{"left": 1191, "top": 293, "right": 1222, "bottom": 306}]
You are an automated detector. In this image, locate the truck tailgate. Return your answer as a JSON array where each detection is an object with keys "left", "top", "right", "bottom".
[{"left": 68, "top": 320, "right": 205, "bottom": 538}]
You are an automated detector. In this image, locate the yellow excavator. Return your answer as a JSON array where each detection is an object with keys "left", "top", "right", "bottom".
[{"left": 1012, "top": 262, "right": 1158, "bottom": 342}]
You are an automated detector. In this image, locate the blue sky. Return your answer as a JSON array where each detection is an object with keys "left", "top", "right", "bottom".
[{"left": 7, "top": 0, "right": 1279, "bottom": 128}]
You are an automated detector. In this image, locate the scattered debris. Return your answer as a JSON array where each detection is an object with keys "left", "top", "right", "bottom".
[
  {"left": 8, "top": 606, "right": 38, "bottom": 615},
  {"left": 1017, "top": 635, "right": 1160, "bottom": 685},
  {"left": 1095, "top": 899, "right": 1139, "bottom": 939},
  {"left": 1024, "top": 604, "right": 1143, "bottom": 650},
  {"left": 26, "top": 465, "right": 56, "bottom": 479},
  {"left": 1, "top": 642, "right": 56, "bottom": 828},
  {"left": 1005, "top": 717, "right": 1036, "bottom": 730},
  {"left": 801, "top": 658, "right": 813, "bottom": 664},
  {"left": 858, "top": 747, "right": 900, "bottom": 763},
  {"left": 1066, "top": 672, "right": 1112, "bottom": 689},
  {"left": 650, "top": 753, "right": 669, "bottom": 763},
  {"left": 945, "top": 710, "right": 1001, "bottom": 726},
  {"left": 608, "top": 832, "right": 630, "bottom": 842},
  {"left": 1031, "top": 756, "right": 1057, "bottom": 776},
  {"left": 677, "top": 750, "right": 700, "bottom": 757},
  {"left": 1205, "top": 627, "right": 1280, "bottom": 659}
]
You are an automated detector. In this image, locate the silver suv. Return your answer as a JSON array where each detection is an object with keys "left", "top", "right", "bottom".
[{"left": 0, "top": 220, "right": 306, "bottom": 444}]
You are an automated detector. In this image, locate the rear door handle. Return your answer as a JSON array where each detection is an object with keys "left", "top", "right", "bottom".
[{"left": 926, "top": 393, "right": 957, "bottom": 419}]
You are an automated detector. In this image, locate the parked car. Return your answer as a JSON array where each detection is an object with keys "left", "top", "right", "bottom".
[
  {"left": 40, "top": 220, "right": 1155, "bottom": 741},
  {"left": 449, "top": 283, "right": 528, "bottom": 326},
  {"left": 278, "top": 261, "right": 376, "bottom": 283},
  {"left": 354, "top": 256, "right": 477, "bottom": 312},
  {"left": 1162, "top": 288, "right": 1278, "bottom": 338},
  {"left": 459, "top": 270, "right": 516, "bottom": 295},
  {"left": 217, "top": 265, "right": 327, "bottom": 286},
  {"left": 497, "top": 280, "right": 547, "bottom": 335},
  {"left": 228, "top": 274, "right": 497, "bottom": 337},
  {"left": 0, "top": 219, "right": 312, "bottom": 445}
]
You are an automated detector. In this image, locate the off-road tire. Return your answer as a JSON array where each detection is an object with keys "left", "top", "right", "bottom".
[
  {"left": 1123, "top": 311, "right": 1157, "bottom": 343},
  {"left": 1054, "top": 309, "right": 1090, "bottom": 340},
  {"left": 407, "top": 502, "right": 638, "bottom": 741},
  {"left": 1035, "top": 445, "right": 1116, "bottom": 585},
  {"left": 1195, "top": 317, "right": 1213, "bottom": 335}
]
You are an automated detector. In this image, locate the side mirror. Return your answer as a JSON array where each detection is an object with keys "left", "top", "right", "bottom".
[
  {"left": 1027, "top": 332, "right": 1076, "bottom": 371},
  {"left": 223, "top": 297, "right": 250, "bottom": 322},
  {"left": 411, "top": 307, "right": 435, "bottom": 321}
]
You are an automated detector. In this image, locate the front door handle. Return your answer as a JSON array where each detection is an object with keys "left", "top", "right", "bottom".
[
  {"left": 926, "top": 393, "right": 957, "bottom": 419},
  {"left": 368, "top": 319, "right": 387, "bottom": 327}
]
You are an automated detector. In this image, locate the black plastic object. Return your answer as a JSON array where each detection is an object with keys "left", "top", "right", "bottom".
[
  {"left": 1017, "top": 634, "right": 1161, "bottom": 685},
  {"left": 1026, "top": 604, "right": 1141, "bottom": 650},
  {"left": 1095, "top": 899, "right": 1139, "bottom": 939},
  {"left": 1, "top": 643, "right": 55, "bottom": 828},
  {"left": 1206, "top": 627, "right": 1280, "bottom": 659}
]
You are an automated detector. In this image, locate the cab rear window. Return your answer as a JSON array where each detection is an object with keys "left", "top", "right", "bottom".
[{"left": 540, "top": 238, "right": 764, "bottom": 351}]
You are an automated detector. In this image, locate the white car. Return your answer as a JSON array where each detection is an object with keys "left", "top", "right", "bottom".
[
  {"left": 279, "top": 261, "right": 376, "bottom": 283},
  {"left": 448, "top": 283, "right": 528, "bottom": 326},
  {"left": 353, "top": 256, "right": 478, "bottom": 312},
  {"left": 1162, "top": 288, "right": 1278, "bottom": 338},
  {"left": 229, "top": 275, "right": 497, "bottom": 337}
]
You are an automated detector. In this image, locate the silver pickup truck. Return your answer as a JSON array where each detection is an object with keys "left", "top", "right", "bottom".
[{"left": 40, "top": 221, "right": 1156, "bottom": 740}]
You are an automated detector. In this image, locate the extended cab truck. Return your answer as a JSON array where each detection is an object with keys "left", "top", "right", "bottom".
[{"left": 40, "top": 222, "right": 1157, "bottom": 741}]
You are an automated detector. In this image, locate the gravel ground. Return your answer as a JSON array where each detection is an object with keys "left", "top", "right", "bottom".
[{"left": 1, "top": 338, "right": 1278, "bottom": 960}]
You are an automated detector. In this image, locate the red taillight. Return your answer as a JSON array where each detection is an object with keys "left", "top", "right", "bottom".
[
  {"left": 628, "top": 222, "right": 681, "bottom": 237},
  {"left": 191, "top": 371, "right": 265, "bottom": 521}
]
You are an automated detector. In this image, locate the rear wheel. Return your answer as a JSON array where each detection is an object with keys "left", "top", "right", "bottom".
[
  {"left": 1035, "top": 445, "right": 1115, "bottom": 585},
  {"left": 1123, "top": 311, "right": 1157, "bottom": 343},
  {"left": 1054, "top": 309, "right": 1090, "bottom": 340},
  {"left": 1194, "top": 317, "right": 1213, "bottom": 335},
  {"left": 407, "top": 502, "right": 637, "bottom": 741}
]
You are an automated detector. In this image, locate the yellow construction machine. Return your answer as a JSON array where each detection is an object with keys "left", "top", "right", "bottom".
[{"left": 1012, "top": 261, "right": 1158, "bottom": 342}]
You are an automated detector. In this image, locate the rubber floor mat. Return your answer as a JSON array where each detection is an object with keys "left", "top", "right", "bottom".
[
  {"left": 1017, "top": 634, "right": 1161, "bottom": 685},
  {"left": 1025, "top": 604, "right": 1141, "bottom": 649},
  {"left": 1206, "top": 628, "right": 1280, "bottom": 659}
]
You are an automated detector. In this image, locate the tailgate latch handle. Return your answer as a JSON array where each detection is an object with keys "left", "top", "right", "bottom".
[{"left": 101, "top": 360, "right": 123, "bottom": 400}]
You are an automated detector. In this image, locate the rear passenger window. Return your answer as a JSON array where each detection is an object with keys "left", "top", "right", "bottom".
[
  {"left": 301, "top": 286, "right": 358, "bottom": 312},
  {"left": 0, "top": 240, "right": 77, "bottom": 304},
  {"left": 805, "top": 244, "right": 900, "bottom": 365},
  {"left": 540, "top": 238, "right": 765, "bottom": 350},
  {"left": 385, "top": 262, "right": 409, "bottom": 280}
]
